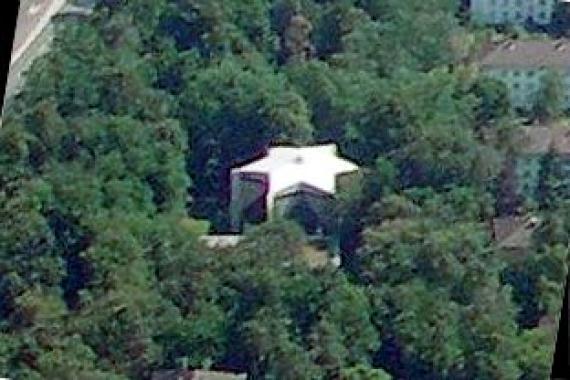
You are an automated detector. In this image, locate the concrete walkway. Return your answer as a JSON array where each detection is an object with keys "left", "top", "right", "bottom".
[
  {"left": 2, "top": 0, "right": 68, "bottom": 113},
  {"left": 10, "top": 0, "right": 67, "bottom": 66}
]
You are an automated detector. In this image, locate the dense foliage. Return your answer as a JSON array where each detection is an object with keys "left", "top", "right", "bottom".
[{"left": 1, "top": 0, "right": 568, "bottom": 379}]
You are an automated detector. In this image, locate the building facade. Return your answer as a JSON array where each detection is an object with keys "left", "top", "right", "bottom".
[
  {"left": 470, "top": 0, "right": 556, "bottom": 25},
  {"left": 511, "top": 124, "right": 570, "bottom": 206},
  {"left": 479, "top": 40, "right": 570, "bottom": 110},
  {"left": 485, "top": 67, "right": 546, "bottom": 109}
]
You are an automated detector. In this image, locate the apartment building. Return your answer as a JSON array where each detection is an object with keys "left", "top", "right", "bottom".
[
  {"left": 470, "top": 0, "right": 557, "bottom": 25},
  {"left": 479, "top": 39, "right": 570, "bottom": 110}
]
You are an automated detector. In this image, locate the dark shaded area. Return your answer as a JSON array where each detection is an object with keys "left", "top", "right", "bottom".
[
  {"left": 374, "top": 336, "right": 441, "bottom": 380},
  {"left": 550, "top": 276, "right": 568, "bottom": 378},
  {"left": 501, "top": 269, "right": 541, "bottom": 328},
  {"left": 47, "top": 210, "right": 93, "bottom": 310}
]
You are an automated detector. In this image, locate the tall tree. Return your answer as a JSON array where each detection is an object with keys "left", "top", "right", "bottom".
[{"left": 534, "top": 70, "right": 564, "bottom": 123}]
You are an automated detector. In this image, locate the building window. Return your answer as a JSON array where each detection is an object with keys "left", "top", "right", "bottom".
[
  {"left": 539, "top": 0, "right": 547, "bottom": 5},
  {"left": 527, "top": 70, "right": 535, "bottom": 77},
  {"left": 513, "top": 70, "right": 521, "bottom": 77},
  {"left": 538, "top": 11, "right": 546, "bottom": 20},
  {"left": 515, "top": 0, "right": 522, "bottom": 5},
  {"left": 513, "top": 82, "right": 521, "bottom": 89}
]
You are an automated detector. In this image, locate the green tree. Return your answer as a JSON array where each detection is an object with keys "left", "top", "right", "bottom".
[
  {"left": 358, "top": 193, "right": 525, "bottom": 379},
  {"left": 347, "top": 0, "right": 460, "bottom": 72},
  {"left": 340, "top": 364, "right": 392, "bottom": 380},
  {"left": 180, "top": 55, "right": 313, "bottom": 229},
  {"left": 534, "top": 71, "right": 564, "bottom": 123},
  {"left": 471, "top": 76, "right": 512, "bottom": 131},
  {"left": 1, "top": 1, "right": 565, "bottom": 379}
]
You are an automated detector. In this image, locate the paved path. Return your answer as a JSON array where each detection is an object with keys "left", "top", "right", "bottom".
[
  {"left": 10, "top": 0, "right": 67, "bottom": 66},
  {"left": 2, "top": 0, "right": 67, "bottom": 111}
]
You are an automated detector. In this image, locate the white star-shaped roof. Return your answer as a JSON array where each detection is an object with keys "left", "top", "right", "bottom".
[{"left": 232, "top": 144, "right": 359, "bottom": 198}]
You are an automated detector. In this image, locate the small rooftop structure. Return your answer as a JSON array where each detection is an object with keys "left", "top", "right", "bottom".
[
  {"left": 517, "top": 125, "right": 570, "bottom": 155},
  {"left": 551, "top": 128, "right": 570, "bottom": 156},
  {"left": 538, "top": 314, "right": 558, "bottom": 331},
  {"left": 229, "top": 144, "right": 359, "bottom": 232},
  {"left": 151, "top": 369, "right": 247, "bottom": 380},
  {"left": 54, "top": 3, "right": 94, "bottom": 19},
  {"left": 492, "top": 215, "right": 542, "bottom": 250},
  {"left": 518, "top": 127, "right": 554, "bottom": 155},
  {"left": 200, "top": 234, "right": 340, "bottom": 269},
  {"left": 480, "top": 39, "right": 570, "bottom": 69},
  {"left": 199, "top": 235, "right": 243, "bottom": 249}
]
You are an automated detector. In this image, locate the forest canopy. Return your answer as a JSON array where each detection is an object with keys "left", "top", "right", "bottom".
[{"left": 0, "top": 0, "right": 568, "bottom": 379}]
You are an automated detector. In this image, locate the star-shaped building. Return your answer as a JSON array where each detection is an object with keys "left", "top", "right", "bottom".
[{"left": 229, "top": 144, "right": 359, "bottom": 232}]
